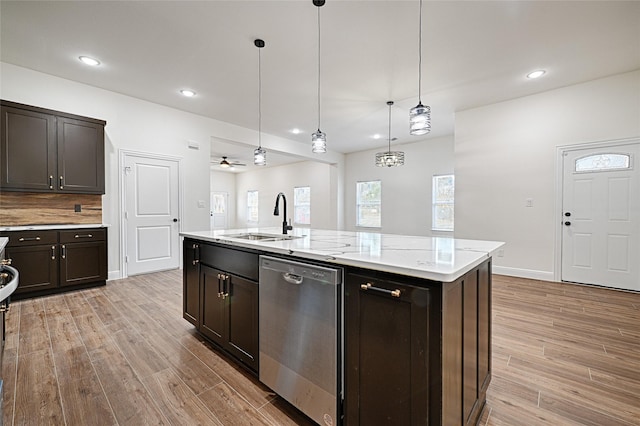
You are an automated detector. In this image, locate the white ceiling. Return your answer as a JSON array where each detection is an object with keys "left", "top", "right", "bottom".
[{"left": 2, "top": 1, "right": 639, "bottom": 164}]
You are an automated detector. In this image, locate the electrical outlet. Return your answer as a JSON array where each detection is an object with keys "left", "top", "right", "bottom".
[
  {"left": 197, "top": 200, "right": 206, "bottom": 208},
  {"left": 525, "top": 198, "right": 533, "bottom": 207},
  {"left": 74, "top": 204, "right": 82, "bottom": 212}
]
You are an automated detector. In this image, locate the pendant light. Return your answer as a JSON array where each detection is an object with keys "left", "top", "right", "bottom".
[
  {"left": 409, "top": 0, "right": 431, "bottom": 136},
  {"left": 311, "top": 0, "right": 327, "bottom": 153},
  {"left": 254, "top": 39, "right": 267, "bottom": 166},
  {"left": 376, "top": 101, "right": 405, "bottom": 167}
]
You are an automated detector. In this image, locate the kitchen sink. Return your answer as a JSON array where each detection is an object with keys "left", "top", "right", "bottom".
[{"left": 225, "top": 233, "right": 302, "bottom": 242}]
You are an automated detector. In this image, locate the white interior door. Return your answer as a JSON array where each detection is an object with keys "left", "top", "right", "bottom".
[
  {"left": 561, "top": 142, "right": 640, "bottom": 290},
  {"left": 210, "top": 191, "right": 228, "bottom": 230},
  {"left": 124, "top": 153, "right": 180, "bottom": 276}
]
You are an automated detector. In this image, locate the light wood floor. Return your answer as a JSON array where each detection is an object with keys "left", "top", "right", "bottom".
[{"left": 2, "top": 270, "right": 639, "bottom": 425}]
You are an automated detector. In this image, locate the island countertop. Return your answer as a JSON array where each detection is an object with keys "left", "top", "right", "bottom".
[{"left": 180, "top": 228, "right": 504, "bottom": 282}]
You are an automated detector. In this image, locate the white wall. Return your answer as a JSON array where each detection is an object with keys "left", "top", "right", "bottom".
[
  {"left": 235, "top": 161, "right": 337, "bottom": 230},
  {"left": 210, "top": 169, "right": 237, "bottom": 229},
  {"left": 343, "top": 135, "right": 455, "bottom": 235},
  {"left": 455, "top": 70, "right": 640, "bottom": 280}
]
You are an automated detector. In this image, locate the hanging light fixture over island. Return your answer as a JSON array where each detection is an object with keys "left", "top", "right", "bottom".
[
  {"left": 409, "top": 0, "right": 431, "bottom": 136},
  {"left": 253, "top": 38, "right": 267, "bottom": 166},
  {"left": 311, "top": 0, "right": 327, "bottom": 154},
  {"left": 376, "top": 101, "right": 405, "bottom": 167}
]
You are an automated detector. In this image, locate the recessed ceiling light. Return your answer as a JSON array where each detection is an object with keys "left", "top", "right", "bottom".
[
  {"left": 373, "top": 134, "right": 382, "bottom": 139},
  {"left": 180, "top": 89, "right": 196, "bottom": 97},
  {"left": 291, "top": 128, "right": 302, "bottom": 134},
  {"left": 526, "top": 70, "right": 546, "bottom": 79},
  {"left": 79, "top": 56, "right": 100, "bottom": 66}
]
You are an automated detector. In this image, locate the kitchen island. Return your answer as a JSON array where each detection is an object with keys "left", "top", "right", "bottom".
[{"left": 180, "top": 228, "right": 503, "bottom": 426}]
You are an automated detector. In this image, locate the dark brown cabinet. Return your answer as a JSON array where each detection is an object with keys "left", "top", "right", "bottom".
[
  {"left": 0, "top": 100, "right": 105, "bottom": 194},
  {"left": 345, "top": 271, "right": 435, "bottom": 425},
  {"left": 346, "top": 260, "right": 492, "bottom": 426},
  {"left": 183, "top": 239, "right": 259, "bottom": 372},
  {"left": 0, "top": 227, "right": 107, "bottom": 298},
  {"left": 2, "top": 230, "right": 59, "bottom": 294},
  {"left": 59, "top": 229, "right": 107, "bottom": 287}
]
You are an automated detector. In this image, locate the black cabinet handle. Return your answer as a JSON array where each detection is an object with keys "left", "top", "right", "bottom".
[
  {"left": 564, "top": 221, "right": 571, "bottom": 226},
  {"left": 59, "top": 176, "right": 64, "bottom": 189},
  {"left": 61, "top": 244, "right": 66, "bottom": 259},
  {"left": 74, "top": 234, "right": 93, "bottom": 239},
  {"left": 49, "top": 175, "right": 54, "bottom": 190},
  {"left": 51, "top": 246, "right": 56, "bottom": 260},
  {"left": 18, "top": 236, "right": 41, "bottom": 242},
  {"left": 360, "top": 283, "right": 401, "bottom": 298}
]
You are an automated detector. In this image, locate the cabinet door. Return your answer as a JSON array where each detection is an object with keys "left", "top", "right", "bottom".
[
  {"left": 59, "top": 241, "right": 107, "bottom": 287},
  {"left": 0, "top": 105, "right": 56, "bottom": 191},
  {"left": 226, "top": 274, "right": 258, "bottom": 371},
  {"left": 56, "top": 117, "right": 105, "bottom": 194},
  {"left": 200, "top": 265, "right": 226, "bottom": 347},
  {"left": 6, "top": 244, "right": 58, "bottom": 293},
  {"left": 345, "top": 273, "right": 432, "bottom": 425},
  {"left": 183, "top": 241, "right": 200, "bottom": 326}
]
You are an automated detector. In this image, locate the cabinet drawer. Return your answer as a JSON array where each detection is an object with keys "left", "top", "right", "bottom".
[
  {"left": 59, "top": 228, "right": 106, "bottom": 243},
  {"left": 1, "top": 230, "right": 58, "bottom": 246},
  {"left": 200, "top": 243, "right": 259, "bottom": 281}
]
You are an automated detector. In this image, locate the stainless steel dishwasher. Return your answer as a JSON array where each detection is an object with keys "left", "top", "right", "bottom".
[{"left": 259, "top": 255, "right": 342, "bottom": 426}]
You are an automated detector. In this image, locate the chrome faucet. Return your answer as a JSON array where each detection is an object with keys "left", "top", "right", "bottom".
[{"left": 273, "top": 192, "right": 293, "bottom": 235}]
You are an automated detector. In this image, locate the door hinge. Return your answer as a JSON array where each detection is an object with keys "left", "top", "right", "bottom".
[
  {"left": 124, "top": 211, "right": 128, "bottom": 219},
  {"left": 125, "top": 256, "right": 129, "bottom": 263}
]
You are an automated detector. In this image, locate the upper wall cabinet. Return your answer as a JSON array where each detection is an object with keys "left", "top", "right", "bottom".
[{"left": 0, "top": 100, "right": 106, "bottom": 194}]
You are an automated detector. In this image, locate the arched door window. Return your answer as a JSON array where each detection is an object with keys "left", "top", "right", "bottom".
[{"left": 575, "top": 153, "right": 631, "bottom": 172}]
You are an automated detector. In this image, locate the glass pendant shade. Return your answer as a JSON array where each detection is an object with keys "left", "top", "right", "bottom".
[
  {"left": 254, "top": 146, "right": 266, "bottom": 166},
  {"left": 375, "top": 151, "right": 405, "bottom": 167},
  {"left": 375, "top": 100, "right": 404, "bottom": 168},
  {"left": 409, "top": 103, "right": 431, "bottom": 135},
  {"left": 311, "top": 129, "right": 327, "bottom": 153}
]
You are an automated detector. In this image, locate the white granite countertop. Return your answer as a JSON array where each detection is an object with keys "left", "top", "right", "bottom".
[
  {"left": 0, "top": 224, "right": 108, "bottom": 232},
  {"left": 180, "top": 228, "right": 504, "bottom": 282}
]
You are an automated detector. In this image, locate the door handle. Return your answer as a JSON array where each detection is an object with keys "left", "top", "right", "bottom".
[
  {"left": 564, "top": 212, "right": 571, "bottom": 217},
  {"left": 564, "top": 221, "right": 571, "bottom": 226},
  {"left": 173, "top": 218, "right": 178, "bottom": 223}
]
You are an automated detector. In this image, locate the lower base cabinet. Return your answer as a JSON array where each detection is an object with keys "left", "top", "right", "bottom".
[
  {"left": 1, "top": 227, "right": 107, "bottom": 298},
  {"left": 183, "top": 239, "right": 259, "bottom": 372},
  {"left": 345, "top": 260, "right": 492, "bottom": 426}
]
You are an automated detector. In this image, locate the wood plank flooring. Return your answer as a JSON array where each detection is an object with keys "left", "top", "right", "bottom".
[
  {"left": 2, "top": 270, "right": 639, "bottom": 425},
  {"left": 479, "top": 275, "right": 640, "bottom": 426}
]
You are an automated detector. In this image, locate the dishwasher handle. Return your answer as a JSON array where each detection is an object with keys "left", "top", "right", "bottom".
[{"left": 283, "top": 273, "right": 303, "bottom": 285}]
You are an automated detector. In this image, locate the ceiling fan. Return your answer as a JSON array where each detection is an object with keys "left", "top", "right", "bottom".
[{"left": 214, "top": 156, "right": 246, "bottom": 168}]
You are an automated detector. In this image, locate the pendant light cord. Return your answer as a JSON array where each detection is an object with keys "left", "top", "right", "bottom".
[
  {"left": 258, "top": 46, "right": 262, "bottom": 148},
  {"left": 317, "top": 5, "right": 321, "bottom": 130},
  {"left": 388, "top": 103, "right": 392, "bottom": 152},
  {"left": 418, "top": 0, "right": 423, "bottom": 104}
]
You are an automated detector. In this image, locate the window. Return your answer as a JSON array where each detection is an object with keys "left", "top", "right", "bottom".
[
  {"left": 356, "top": 180, "right": 381, "bottom": 228},
  {"left": 575, "top": 153, "right": 631, "bottom": 172},
  {"left": 432, "top": 174, "right": 454, "bottom": 231},
  {"left": 247, "top": 190, "right": 259, "bottom": 223},
  {"left": 294, "top": 186, "right": 311, "bottom": 225}
]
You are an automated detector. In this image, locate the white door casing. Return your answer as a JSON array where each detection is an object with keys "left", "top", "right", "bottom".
[
  {"left": 561, "top": 141, "right": 640, "bottom": 291},
  {"left": 122, "top": 152, "right": 181, "bottom": 276}
]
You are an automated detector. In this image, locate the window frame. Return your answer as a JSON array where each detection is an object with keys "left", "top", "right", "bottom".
[
  {"left": 356, "top": 180, "right": 382, "bottom": 228},
  {"left": 293, "top": 186, "right": 311, "bottom": 225},
  {"left": 432, "top": 174, "right": 455, "bottom": 232},
  {"left": 246, "top": 190, "right": 259, "bottom": 224}
]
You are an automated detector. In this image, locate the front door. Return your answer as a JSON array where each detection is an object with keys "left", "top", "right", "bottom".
[
  {"left": 123, "top": 152, "right": 180, "bottom": 276},
  {"left": 561, "top": 141, "right": 640, "bottom": 290}
]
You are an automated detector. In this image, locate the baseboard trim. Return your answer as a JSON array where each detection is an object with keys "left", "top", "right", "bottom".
[
  {"left": 108, "top": 270, "right": 122, "bottom": 281},
  {"left": 492, "top": 266, "right": 555, "bottom": 282}
]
